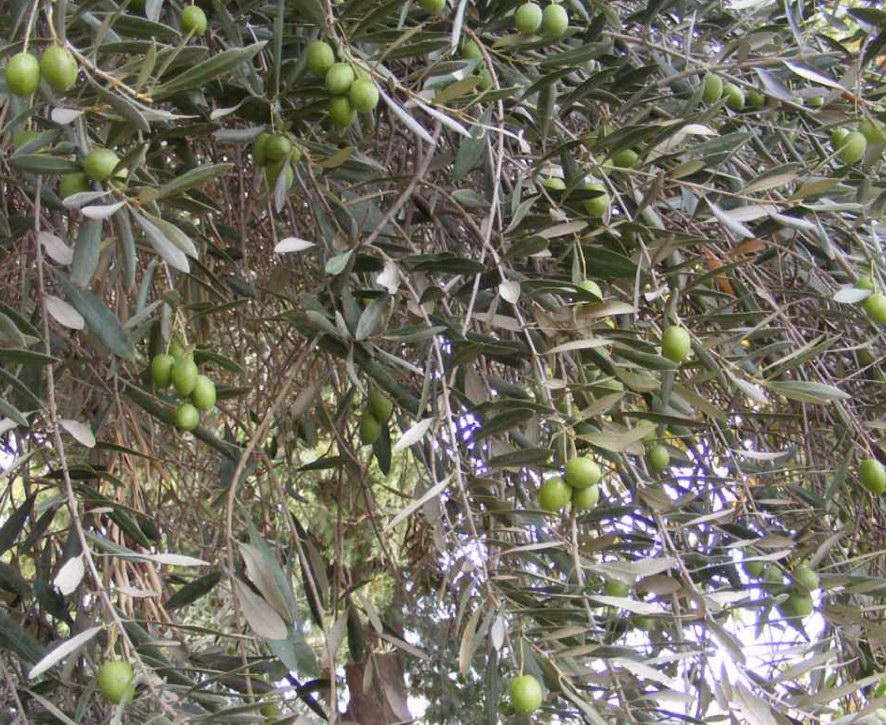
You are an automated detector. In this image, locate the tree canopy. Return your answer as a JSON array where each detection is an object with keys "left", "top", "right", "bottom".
[{"left": 1, "top": 0, "right": 886, "bottom": 721}]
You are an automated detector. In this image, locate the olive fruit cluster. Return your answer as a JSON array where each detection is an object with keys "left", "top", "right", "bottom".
[
  {"left": 753, "top": 563, "right": 815, "bottom": 621},
  {"left": 56, "top": 146, "right": 124, "bottom": 200},
  {"left": 699, "top": 74, "right": 744, "bottom": 110},
  {"left": 514, "top": 1, "right": 569, "bottom": 39},
  {"left": 5, "top": 45, "right": 78, "bottom": 97},
  {"left": 740, "top": 555, "right": 818, "bottom": 619},
  {"left": 305, "top": 41, "right": 380, "bottom": 129},
  {"left": 459, "top": 39, "right": 491, "bottom": 90},
  {"left": 358, "top": 389, "right": 394, "bottom": 445},
  {"left": 778, "top": 564, "right": 817, "bottom": 620},
  {"left": 538, "top": 456, "right": 601, "bottom": 513},
  {"left": 253, "top": 132, "right": 301, "bottom": 192},
  {"left": 151, "top": 351, "right": 217, "bottom": 431},
  {"left": 9, "top": 126, "right": 100, "bottom": 202}
]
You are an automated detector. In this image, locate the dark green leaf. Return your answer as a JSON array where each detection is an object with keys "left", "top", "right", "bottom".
[
  {"left": 152, "top": 163, "right": 234, "bottom": 201},
  {"left": 0, "top": 349, "right": 57, "bottom": 365},
  {"left": 58, "top": 277, "right": 135, "bottom": 359},
  {"left": 165, "top": 571, "right": 223, "bottom": 612},
  {"left": 487, "top": 448, "right": 552, "bottom": 468},
  {"left": 453, "top": 108, "right": 490, "bottom": 181},
  {"left": 8, "top": 156, "right": 81, "bottom": 175},
  {"left": 155, "top": 43, "right": 267, "bottom": 98},
  {"left": 0, "top": 609, "right": 45, "bottom": 665},
  {"left": 0, "top": 494, "right": 36, "bottom": 556},
  {"left": 70, "top": 219, "right": 103, "bottom": 289}
]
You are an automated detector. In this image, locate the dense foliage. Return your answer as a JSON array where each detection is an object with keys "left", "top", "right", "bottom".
[{"left": 1, "top": 0, "right": 885, "bottom": 721}]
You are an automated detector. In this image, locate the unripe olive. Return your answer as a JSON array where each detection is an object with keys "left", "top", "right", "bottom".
[
  {"left": 96, "top": 660, "right": 135, "bottom": 704},
  {"left": 368, "top": 389, "right": 394, "bottom": 422},
  {"left": 181, "top": 5, "right": 208, "bottom": 35},
  {"left": 329, "top": 96, "right": 356, "bottom": 127},
  {"left": 305, "top": 40, "right": 335, "bottom": 76},
  {"left": 325, "top": 63, "right": 355, "bottom": 95},
  {"left": 461, "top": 40, "right": 483, "bottom": 61},
  {"left": 151, "top": 353, "right": 176, "bottom": 388},
  {"left": 541, "top": 4, "right": 568, "bottom": 38},
  {"left": 605, "top": 579, "right": 630, "bottom": 597},
  {"left": 171, "top": 356, "right": 199, "bottom": 396},
  {"left": 780, "top": 591, "right": 814, "bottom": 619},
  {"left": 175, "top": 402, "right": 200, "bottom": 431},
  {"left": 860, "top": 457, "right": 886, "bottom": 494},
  {"left": 191, "top": 375, "right": 216, "bottom": 411},
  {"left": 5, "top": 52, "right": 40, "bottom": 96},
  {"left": 859, "top": 118, "right": 886, "bottom": 145},
  {"left": 509, "top": 675, "right": 543, "bottom": 715},
  {"left": 723, "top": 83, "right": 744, "bottom": 110},
  {"left": 514, "top": 2, "right": 543, "bottom": 34},
  {"left": 359, "top": 413, "right": 381, "bottom": 444},
  {"left": 82, "top": 148, "right": 121, "bottom": 182},
  {"left": 538, "top": 476, "right": 571, "bottom": 512},
  {"left": 419, "top": 0, "right": 447, "bottom": 13},
  {"left": 661, "top": 325, "right": 691, "bottom": 363},
  {"left": 741, "top": 554, "right": 765, "bottom": 579},
  {"left": 609, "top": 149, "right": 638, "bottom": 169},
  {"left": 349, "top": 78, "right": 380, "bottom": 113},
  {"left": 59, "top": 173, "right": 90, "bottom": 199},
  {"left": 701, "top": 74, "right": 723, "bottom": 103},
  {"left": 746, "top": 89, "right": 765, "bottom": 108},
  {"left": 863, "top": 293, "right": 886, "bottom": 325},
  {"left": 263, "top": 135, "right": 292, "bottom": 163},
  {"left": 253, "top": 132, "right": 272, "bottom": 166},
  {"left": 581, "top": 182, "right": 609, "bottom": 217},
  {"left": 572, "top": 483, "right": 599, "bottom": 511},
  {"left": 564, "top": 457, "right": 601, "bottom": 488},
  {"left": 835, "top": 130, "right": 866, "bottom": 165},
  {"left": 791, "top": 564, "right": 819, "bottom": 592},
  {"left": 40, "top": 45, "right": 78, "bottom": 92},
  {"left": 647, "top": 444, "right": 670, "bottom": 474},
  {"left": 265, "top": 160, "right": 294, "bottom": 191}
]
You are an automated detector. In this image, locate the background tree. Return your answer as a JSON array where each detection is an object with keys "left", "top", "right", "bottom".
[{"left": 0, "top": 0, "right": 885, "bottom": 722}]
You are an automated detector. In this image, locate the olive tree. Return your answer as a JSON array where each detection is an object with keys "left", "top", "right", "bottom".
[{"left": 0, "top": 0, "right": 885, "bottom": 721}]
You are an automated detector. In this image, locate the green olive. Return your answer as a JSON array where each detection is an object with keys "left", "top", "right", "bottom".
[
  {"left": 701, "top": 74, "right": 722, "bottom": 104},
  {"left": 171, "top": 356, "right": 199, "bottom": 396},
  {"left": 181, "top": 5, "right": 208, "bottom": 36},
  {"left": 306, "top": 40, "right": 335, "bottom": 76},
  {"left": 514, "top": 2, "right": 543, "bottom": 34}
]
